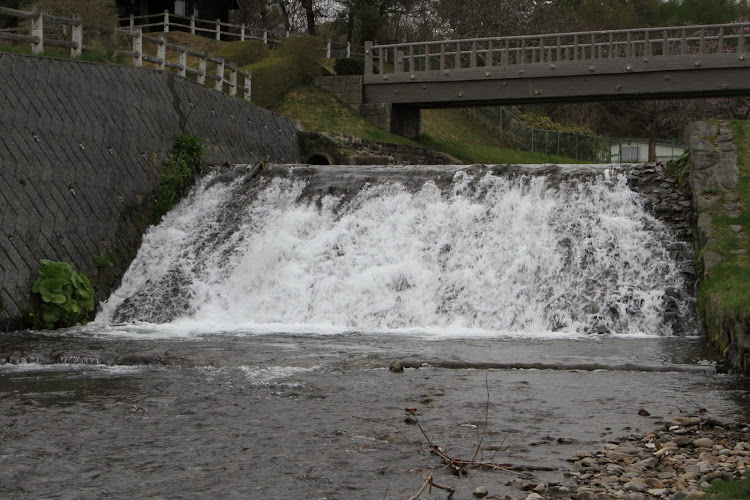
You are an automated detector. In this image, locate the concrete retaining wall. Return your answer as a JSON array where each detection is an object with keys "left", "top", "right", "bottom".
[{"left": 0, "top": 53, "right": 300, "bottom": 330}]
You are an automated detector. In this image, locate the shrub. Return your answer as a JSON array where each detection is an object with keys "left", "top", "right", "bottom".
[
  {"left": 217, "top": 39, "right": 270, "bottom": 67},
  {"left": 32, "top": 259, "right": 94, "bottom": 329},
  {"left": 247, "top": 36, "right": 324, "bottom": 108},
  {"left": 153, "top": 134, "right": 207, "bottom": 223},
  {"left": 334, "top": 57, "right": 365, "bottom": 75}
]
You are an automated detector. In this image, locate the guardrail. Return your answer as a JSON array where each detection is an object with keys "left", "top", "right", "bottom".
[
  {"left": 364, "top": 22, "right": 750, "bottom": 75},
  {"left": 0, "top": 5, "right": 82, "bottom": 57},
  {"left": 119, "top": 10, "right": 366, "bottom": 59},
  {"left": 0, "top": 5, "right": 251, "bottom": 100},
  {"left": 114, "top": 29, "right": 251, "bottom": 99}
]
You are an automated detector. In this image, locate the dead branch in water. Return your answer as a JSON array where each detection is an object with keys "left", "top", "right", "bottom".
[{"left": 407, "top": 474, "right": 455, "bottom": 500}]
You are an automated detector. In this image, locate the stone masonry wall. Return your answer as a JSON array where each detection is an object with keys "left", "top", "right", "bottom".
[
  {"left": 687, "top": 121, "right": 749, "bottom": 372},
  {"left": 0, "top": 53, "right": 300, "bottom": 330}
]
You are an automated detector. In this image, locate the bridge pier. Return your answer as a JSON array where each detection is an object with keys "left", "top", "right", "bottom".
[{"left": 389, "top": 104, "right": 422, "bottom": 139}]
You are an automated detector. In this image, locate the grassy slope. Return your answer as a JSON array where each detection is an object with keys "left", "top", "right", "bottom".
[
  {"left": 272, "top": 85, "right": 586, "bottom": 164},
  {"left": 698, "top": 120, "right": 750, "bottom": 321},
  {"left": 270, "top": 84, "right": 417, "bottom": 145}
]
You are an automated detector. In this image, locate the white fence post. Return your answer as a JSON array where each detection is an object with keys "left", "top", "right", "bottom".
[
  {"left": 198, "top": 56, "right": 206, "bottom": 84},
  {"left": 157, "top": 36, "right": 166, "bottom": 70},
  {"left": 241, "top": 24, "right": 245, "bottom": 41},
  {"left": 215, "top": 58, "right": 224, "bottom": 91},
  {"left": 178, "top": 49, "right": 187, "bottom": 77},
  {"left": 215, "top": 19, "right": 221, "bottom": 40},
  {"left": 164, "top": 10, "right": 169, "bottom": 32},
  {"left": 229, "top": 68, "right": 237, "bottom": 96},
  {"left": 263, "top": 30, "right": 268, "bottom": 43},
  {"left": 326, "top": 39, "right": 331, "bottom": 58},
  {"left": 133, "top": 29, "right": 143, "bottom": 67},
  {"left": 347, "top": 41, "right": 351, "bottom": 57},
  {"left": 31, "top": 10, "right": 43, "bottom": 54},
  {"left": 244, "top": 71, "right": 251, "bottom": 101},
  {"left": 71, "top": 15, "right": 82, "bottom": 57},
  {"left": 190, "top": 15, "right": 195, "bottom": 34}
]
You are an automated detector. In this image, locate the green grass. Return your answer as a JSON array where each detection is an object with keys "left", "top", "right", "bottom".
[
  {"left": 692, "top": 473, "right": 750, "bottom": 499},
  {"left": 270, "top": 84, "right": 417, "bottom": 145},
  {"left": 698, "top": 120, "right": 750, "bottom": 321},
  {"left": 421, "top": 107, "right": 586, "bottom": 163},
  {"left": 272, "top": 86, "right": 587, "bottom": 163}
]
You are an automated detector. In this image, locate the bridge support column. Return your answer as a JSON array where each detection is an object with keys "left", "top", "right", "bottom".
[{"left": 390, "top": 104, "right": 422, "bottom": 139}]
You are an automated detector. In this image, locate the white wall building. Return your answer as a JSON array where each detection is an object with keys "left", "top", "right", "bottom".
[{"left": 611, "top": 138, "right": 685, "bottom": 163}]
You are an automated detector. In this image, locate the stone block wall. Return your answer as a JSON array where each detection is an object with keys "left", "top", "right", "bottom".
[
  {"left": 0, "top": 53, "right": 300, "bottom": 330},
  {"left": 686, "top": 121, "right": 750, "bottom": 372}
]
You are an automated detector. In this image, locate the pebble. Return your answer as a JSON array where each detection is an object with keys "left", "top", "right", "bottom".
[
  {"left": 388, "top": 360, "right": 403, "bottom": 373},
  {"left": 472, "top": 485, "right": 488, "bottom": 498},
  {"left": 563, "top": 414, "right": 749, "bottom": 499},
  {"left": 693, "top": 437, "right": 714, "bottom": 448}
]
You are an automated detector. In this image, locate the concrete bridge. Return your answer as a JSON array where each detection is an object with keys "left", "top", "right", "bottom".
[{"left": 362, "top": 23, "right": 750, "bottom": 137}]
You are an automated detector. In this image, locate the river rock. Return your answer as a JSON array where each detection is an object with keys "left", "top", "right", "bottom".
[
  {"left": 472, "top": 485, "right": 488, "bottom": 498},
  {"left": 389, "top": 360, "right": 403, "bottom": 373},
  {"left": 624, "top": 481, "right": 649, "bottom": 492},
  {"left": 635, "top": 457, "right": 659, "bottom": 469},
  {"left": 674, "top": 436, "right": 692, "bottom": 446},
  {"left": 565, "top": 414, "right": 750, "bottom": 499},
  {"left": 671, "top": 416, "right": 702, "bottom": 427},
  {"left": 693, "top": 437, "right": 714, "bottom": 448}
]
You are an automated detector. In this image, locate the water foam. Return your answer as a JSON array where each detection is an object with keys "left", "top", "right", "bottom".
[{"left": 97, "top": 165, "right": 695, "bottom": 337}]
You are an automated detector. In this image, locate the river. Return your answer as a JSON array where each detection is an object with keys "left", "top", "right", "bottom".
[{"left": 2, "top": 164, "right": 747, "bottom": 499}]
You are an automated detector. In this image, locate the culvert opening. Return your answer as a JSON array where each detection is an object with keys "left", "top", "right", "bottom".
[{"left": 306, "top": 153, "right": 332, "bottom": 165}]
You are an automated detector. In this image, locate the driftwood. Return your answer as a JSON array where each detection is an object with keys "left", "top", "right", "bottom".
[{"left": 407, "top": 474, "right": 455, "bottom": 500}]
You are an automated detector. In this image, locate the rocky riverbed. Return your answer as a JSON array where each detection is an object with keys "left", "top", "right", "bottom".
[{"left": 548, "top": 414, "right": 749, "bottom": 500}]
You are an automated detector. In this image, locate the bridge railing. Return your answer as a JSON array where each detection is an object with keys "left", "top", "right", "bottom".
[{"left": 365, "top": 22, "right": 750, "bottom": 75}]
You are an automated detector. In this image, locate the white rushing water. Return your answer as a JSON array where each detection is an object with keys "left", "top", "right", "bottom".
[{"left": 96, "top": 165, "right": 695, "bottom": 338}]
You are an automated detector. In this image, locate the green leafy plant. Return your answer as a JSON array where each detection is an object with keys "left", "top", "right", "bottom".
[
  {"left": 31, "top": 259, "right": 94, "bottom": 329},
  {"left": 93, "top": 253, "right": 113, "bottom": 268},
  {"left": 153, "top": 134, "right": 207, "bottom": 223}
]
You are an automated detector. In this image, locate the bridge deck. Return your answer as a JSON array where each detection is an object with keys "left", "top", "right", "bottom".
[{"left": 363, "top": 23, "right": 750, "bottom": 107}]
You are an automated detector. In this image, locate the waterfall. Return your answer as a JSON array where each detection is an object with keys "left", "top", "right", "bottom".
[{"left": 96, "top": 164, "right": 697, "bottom": 337}]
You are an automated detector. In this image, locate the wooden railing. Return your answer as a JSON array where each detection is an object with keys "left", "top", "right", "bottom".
[
  {"left": 0, "top": 5, "right": 251, "bottom": 100},
  {"left": 115, "top": 29, "right": 251, "bottom": 99},
  {"left": 365, "top": 22, "right": 750, "bottom": 75},
  {"left": 119, "top": 10, "right": 366, "bottom": 59},
  {"left": 0, "top": 5, "right": 82, "bottom": 57}
]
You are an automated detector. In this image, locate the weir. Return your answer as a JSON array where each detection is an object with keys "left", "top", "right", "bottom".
[{"left": 99, "top": 163, "right": 697, "bottom": 337}]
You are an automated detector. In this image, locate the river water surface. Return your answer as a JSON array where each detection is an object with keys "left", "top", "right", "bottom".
[{"left": 2, "top": 164, "right": 748, "bottom": 499}]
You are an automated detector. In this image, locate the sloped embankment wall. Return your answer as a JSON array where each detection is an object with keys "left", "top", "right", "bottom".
[{"left": 0, "top": 53, "right": 300, "bottom": 330}]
